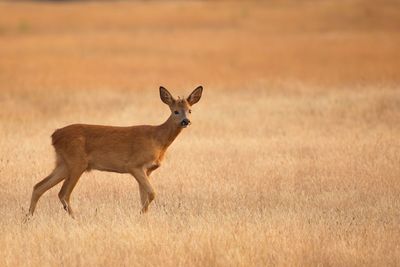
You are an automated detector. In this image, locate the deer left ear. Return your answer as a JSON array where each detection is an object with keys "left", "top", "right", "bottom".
[
  {"left": 187, "top": 86, "right": 203, "bottom": 106},
  {"left": 160, "top": 86, "right": 175, "bottom": 105}
]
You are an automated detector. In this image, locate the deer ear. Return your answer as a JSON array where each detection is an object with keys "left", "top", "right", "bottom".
[
  {"left": 159, "top": 86, "right": 174, "bottom": 105},
  {"left": 187, "top": 86, "right": 203, "bottom": 105}
]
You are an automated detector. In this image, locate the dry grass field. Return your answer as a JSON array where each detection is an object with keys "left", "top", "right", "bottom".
[{"left": 1, "top": 0, "right": 400, "bottom": 266}]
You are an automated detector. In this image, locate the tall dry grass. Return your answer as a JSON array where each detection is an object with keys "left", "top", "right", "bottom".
[{"left": 0, "top": 1, "right": 400, "bottom": 266}]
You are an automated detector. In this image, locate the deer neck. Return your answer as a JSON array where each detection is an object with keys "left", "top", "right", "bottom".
[{"left": 155, "top": 115, "right": 183, "bottom": 149}]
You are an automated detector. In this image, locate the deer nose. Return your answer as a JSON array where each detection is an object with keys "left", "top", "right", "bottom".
[{"left": 181, "top": 119, "right": 191, "bottom": 127}]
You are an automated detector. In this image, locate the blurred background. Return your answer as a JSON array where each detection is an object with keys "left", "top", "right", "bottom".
[{"left": 1, "top": 0, "right": 399, "bottom": 92}]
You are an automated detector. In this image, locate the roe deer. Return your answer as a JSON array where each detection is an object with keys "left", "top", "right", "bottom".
[{"left": 27, "top": 86, "right": 203, "bottom": 218}]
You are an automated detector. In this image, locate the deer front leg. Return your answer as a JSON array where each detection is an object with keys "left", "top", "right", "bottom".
[
  {"left": 139, "top": 184, "right": 149, "bottom": 212},
  {"left": 131, "top": 168, "right": 155, "bottom": 213}
]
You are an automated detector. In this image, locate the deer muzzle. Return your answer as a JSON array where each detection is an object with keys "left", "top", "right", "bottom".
[{"left": 181, "top": 119, "right": 191, "bottom": 127}]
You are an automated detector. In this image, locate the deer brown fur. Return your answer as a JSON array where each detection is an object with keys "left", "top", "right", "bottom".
[{"left": 28, "top": 86, "right": 203, "bottom": 218}]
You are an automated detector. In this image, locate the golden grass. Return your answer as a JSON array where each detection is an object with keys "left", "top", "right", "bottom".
[{"left": 1, "top": 1, "right": 400, "bottom": 266}]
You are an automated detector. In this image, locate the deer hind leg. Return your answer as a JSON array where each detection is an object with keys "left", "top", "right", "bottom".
[
  {"left": 28, "top": 162, "right": 68, "bottom": 216},
  {"left": 131, "top": 168, "right": 155, "bottom": 213},
  {"left": 58, "top": 161, "right": 87, "bottom": 218},
  {"left": 57, "top": 146, "right": 88, "bottom": 218}
]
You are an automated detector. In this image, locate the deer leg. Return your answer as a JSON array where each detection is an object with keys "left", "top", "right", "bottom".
[
  {"left": 139, "top": 184, "right": 149, "bottom": 208},
  {"left": 139, "top": 167, "right": 157, "bottom": 207},
  {"left": 28, "top": 163, "right": 68, "bottom": 216},
  {"left": 58, "top": 157, "right": 87, "bottom": 218},
  {"left": 139, "top": 164, "right": 159, "bottom": 209},
  {"left": 58, "top": 169, "right": 85, "bottom": 218},
  {"left": 131, "top": 168, "right": 155, "bottom": 213},
  {"left": 146, "top": 164, "right": 159, "bottom": 176},
  {"left": 58, "top": 180, "right": 70, "bottom": 214}
]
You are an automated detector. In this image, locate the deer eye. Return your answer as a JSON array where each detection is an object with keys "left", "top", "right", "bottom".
[
  {"left": 174, "top": 111, "right": 179, "bottom": 115},
  {"left": 189, "top": 110, "right": 192, "bottom": 114}
]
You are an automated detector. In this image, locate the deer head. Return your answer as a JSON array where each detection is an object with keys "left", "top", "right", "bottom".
[{"left": 159, "top": 86, "right": 203, "bottom": 128}]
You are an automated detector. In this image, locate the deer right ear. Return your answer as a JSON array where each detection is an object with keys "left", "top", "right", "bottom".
[
  {"left": 159, "top": 86, "right": 174, "bottom": 105},
  {"left": 187, "top": 86, "right": 203, "bottom": 106}
]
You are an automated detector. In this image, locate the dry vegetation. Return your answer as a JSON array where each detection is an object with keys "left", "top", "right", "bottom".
[{"left": 1, "top": 0, "right": 400, "bottom": 266}]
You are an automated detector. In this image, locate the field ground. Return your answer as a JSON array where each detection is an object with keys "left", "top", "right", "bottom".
[{"left": 0, "top": 1, "right": 400, "bottom": 266}]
